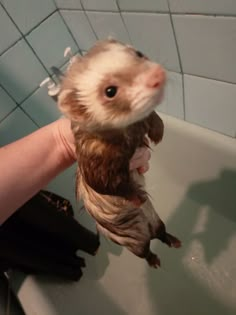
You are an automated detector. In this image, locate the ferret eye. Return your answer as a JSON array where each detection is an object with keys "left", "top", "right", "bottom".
[
  {"left": 136, "top": 50, "right": 144, "bottom": 58},
  {"left": 105, "top": 86, "right": 118, "bottom": 98}
]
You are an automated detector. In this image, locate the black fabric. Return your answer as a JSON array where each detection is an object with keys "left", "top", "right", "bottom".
[{"left": 0, "top": 190, "right": 100, "bottom": 281}]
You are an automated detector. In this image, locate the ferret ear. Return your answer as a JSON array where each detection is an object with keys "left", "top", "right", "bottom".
[{"left": 58, "top": 89, "right": 88, "bottom": 123}]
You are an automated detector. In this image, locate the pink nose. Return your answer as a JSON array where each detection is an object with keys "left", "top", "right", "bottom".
[{"left": 146, "top": 66, "right": 166, "bottom": 89}]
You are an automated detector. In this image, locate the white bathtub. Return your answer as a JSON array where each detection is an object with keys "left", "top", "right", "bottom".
[{"left": 10, "top": 113, "right": 236, "bottom": 315}]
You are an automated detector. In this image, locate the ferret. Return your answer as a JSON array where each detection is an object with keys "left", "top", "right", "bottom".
[{"left": 58, "top": 39, "right": 181, "bottom": 268}]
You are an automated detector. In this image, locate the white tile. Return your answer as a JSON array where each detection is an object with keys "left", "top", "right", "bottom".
[
  {"left": 173, "top": 15, "right": 236, "bottom": 84},
  {"left": 2, "top": 0, "right": 56, "bottom": 34},
  {"left": 184, "top": 74, "right": 236, "bottom": 137},
  {"left": 26, "top": 12, "right": 78, "bottom": 74},
  {"left": 81, "top": 0, "right": 118, "bottom": 11},
  {"left": 118, "top": 0, "right": 168, "bottom": 12},
  {"left": 0, "top": 6, "right": 21, "bottom": 55},
  {"left": 55, "top": 0, "right": 82, "bottom": 9},
  {"left": 0, "top": 86, "right": 17, "bottom": 121},
  {"left": 157, "top": 71, "right": 184, "bottom": 119},
  {"left": 169, "top": 0, "right": 236, "bottom": 15},
  {"left": 61, "top": 10, "right": 97, "bottom": 51},
  {"left": 122, "top": 13, "right": 180, "bottom": 72},
  {"left": 87, "top": 11, "right": 130, "bottom": 43},
  {"left": 0, "top": 108, "right": 38, "bottom": 146},
  {"left": 0, "top": 39, "right": 48, "bottom": 103},
  {"left": 21, "top": 85, "right": 61, "bottom": 127}
]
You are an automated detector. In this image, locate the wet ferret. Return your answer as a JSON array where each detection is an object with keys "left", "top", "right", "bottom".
[{"left": 58, "top": 39, "right": 181, "bottom": 268}]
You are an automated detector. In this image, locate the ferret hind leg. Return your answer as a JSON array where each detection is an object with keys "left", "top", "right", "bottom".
[
  {"left": 155, "top": 220, "right": 181, "bottom": 249},
  {"left": 97, "top": 223, "right": 161, "bottom": 268},
  {"left": 141, "top": 197, "right": 182, "bottom": 248}
]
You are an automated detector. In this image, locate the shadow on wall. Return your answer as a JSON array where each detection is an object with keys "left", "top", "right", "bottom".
[{"left": 147, "top": 168, "right": 236, "bottom": 315}]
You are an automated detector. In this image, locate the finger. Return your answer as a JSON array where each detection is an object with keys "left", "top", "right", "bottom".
[
  {"left": 138, "top": 163, "right": 150, "bottom": 174},
  {"left": 130, "top": 148, "right": 146, "bottom": 169},
  {"left": 132, "top": 146, "right": 150, "bottom": 163},
  {"left": 132, "top": 147, "right": 146, "bottom": 160},
  {"left": 130, "top": 148, "right": 151, "bottom": 170}
]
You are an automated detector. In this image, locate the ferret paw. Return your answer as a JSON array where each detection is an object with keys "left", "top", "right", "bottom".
[
  {"left": 146, "top": 252, "right": 161, "bottom": 269},
  {"left": 165, "top": 233, "right": 182, "bottom": 248},
  {"left": 148, "top": 126, "right": 164, "bottom": 145}
]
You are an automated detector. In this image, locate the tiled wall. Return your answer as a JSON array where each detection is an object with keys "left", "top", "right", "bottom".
[
  {"left": 0, "top": 0, "right": 235, "bottom": 145},
  {"left": 0, "top": 0, "right": 80, "bottom": 145},
  {"left": 0, "top": 0, "right": 235, "bottom": 196},
  {"left": 0, "top": 0, "right": 82, "bottom": 209},
  {"left": 59, "top": 0, "right": 236, "bottom": 138},
  {"left": 1, "top": 0, "right": 235, "bottom": 143}
]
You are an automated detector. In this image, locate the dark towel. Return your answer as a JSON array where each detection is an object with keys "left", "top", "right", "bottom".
[{"left": 0, "top": 190, "right": 100, "bottom": 281}]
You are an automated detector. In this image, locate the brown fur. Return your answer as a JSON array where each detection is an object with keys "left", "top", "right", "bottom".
[{"left": 58, "top": 39, "right": 181, "bottom": 268}]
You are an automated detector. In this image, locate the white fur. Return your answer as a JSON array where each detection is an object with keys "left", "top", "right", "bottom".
[{"left": 67, "top": 43, "right": 164, "bottom": 129}]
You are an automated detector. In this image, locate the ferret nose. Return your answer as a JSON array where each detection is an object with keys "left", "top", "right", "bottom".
[{"left": 146, "top": 66, "right": 166, "bottom": 89}]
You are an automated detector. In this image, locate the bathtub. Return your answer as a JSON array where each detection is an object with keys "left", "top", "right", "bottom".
[{"left": 9, "top": 113, "right": 236, "bottom": 315}]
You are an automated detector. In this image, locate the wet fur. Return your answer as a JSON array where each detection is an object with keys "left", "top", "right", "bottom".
[{"left": 59, "top": 39, "right": 181, "bottom": 267}]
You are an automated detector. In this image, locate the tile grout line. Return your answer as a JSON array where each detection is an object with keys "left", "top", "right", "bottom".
[
  {"left": 0, "top": 4, "right": 52, "bottom": 76},
  {"left": 23, "top": 9, "right": 58, "bottom": 37},
  {"left": 23, "top": 36, "right": 51, "bottom": 76},
  {"left": 181, "top": 74, "right": 186, "bottom": 120},
  {"left": 0, "top": 83, "right": 19, "bottom": 105},
  {"left": 51, "top": 0, "right": 59, "bottom": 10},
  {"left": 166, "top": 2, "right": 183, "bottom": 73},
  {"left": 57, "top": 9, "right": 82, "bottom": 54},
  {"left": 0, "top": 105, "right": 39, "bottom": 130},
  {"left": 0, "top": 9, "right": 57, "bottom": 59},
  {"left": 169, "top": 12, "right": 236, "bottom": 18},
  {"left": 47, "top": 7, "right": 236, "bottom": 17},
  {"left": 59, "top": 8, "right": 169, "bottom": 14},
  {"left": 166, "top": 0, "right": 185, "bottom": 119},
  {"left": 116, "top": 0, "right": 133, "bottom": 45},
  {"left": 0, "top": 5, "right": 79, "bottom": 103},
  {"left": 0, "top": 37, "right": 23, "bottom": 58},
  {"left": 19, "top": 106, "right": 40, "bottom": 127},
  {"left": 80, "top": 1, "right": 99, "bottom": 40},
  {"left": 0, "top": 106, "right": 18, "bottom": 124},
  {"left": 22, "top": 10, "right": 59, "bottom": 77},
  {"left": 18, "top": 56, "right": 73, "bottom": 106},
  {"left": 183, "top": 72, "right": 236, "bottom": 85},
  {"left": 18, "top": 86, "right": 41, "bottom": 105}
]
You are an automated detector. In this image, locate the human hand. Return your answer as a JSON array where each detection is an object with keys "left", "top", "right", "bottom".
[
  {"left": 129, "top": 143, "right": 151, "bottom": 174},
  {"left": 55, "top": 118, "right": 151, "bottom": 173},
  {"left": 54, "top": 118, "right": 76, "bottom": 163}
]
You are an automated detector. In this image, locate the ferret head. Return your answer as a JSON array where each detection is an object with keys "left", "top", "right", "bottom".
[{"left": 59, "top": 39, "right": 166, "bottom": 131}]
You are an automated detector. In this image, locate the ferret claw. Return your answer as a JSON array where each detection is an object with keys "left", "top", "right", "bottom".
[
  {"left": 147, "top": 252, "right": 161, "bottom": 268},
  {"left": 165, "top": 233, "right": 182, "bottom": 248}
]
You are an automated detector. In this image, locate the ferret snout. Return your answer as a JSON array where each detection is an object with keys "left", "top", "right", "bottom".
[{"left": 146, "top": 66, "right": 166, "bottom": 89}]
